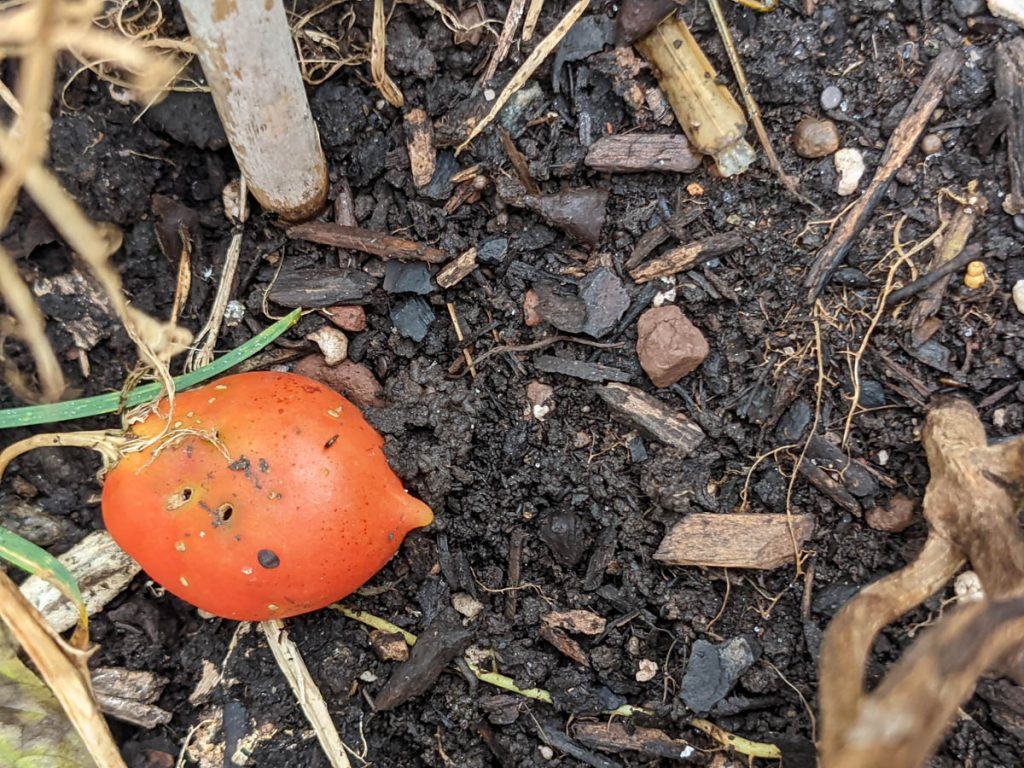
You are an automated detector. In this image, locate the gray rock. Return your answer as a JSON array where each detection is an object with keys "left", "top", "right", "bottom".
[
  {"left": 579, "top": 267, "right": 629, "bottom": 337},
  {"left": 391, "top": 297, "right": 434, "bottom": 341},
  {"left": 952, "top": 0, "right": 985, "bottom": 16},
  {"left": 383, "top": 261, "right": 434, "bottom": 295},
  {"left": 680, "top": 636, "right": 761, "bottom": 713},
  {"left": 0, "top": 498, "right": 69, "bottom": 547},
  {"left": 477, "top": 237, "right": 509, "bottom": 266},
  {"left": 820, "top": 85, "right": 843, "bottom": 111}
]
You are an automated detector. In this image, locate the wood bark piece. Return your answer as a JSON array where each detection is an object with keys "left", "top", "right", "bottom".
[
  {"left": 374, "top": 609, "right": 475, "bottom": 711},
  {"left": 629, "top": 231, "right": 746, "bottom": 283},
  {"left": 436, "top": 247, "right": 478, "bottom": 289},
  {"left": 625, "top": 207, "right": 702, "bottom": 270},
  {"left": 288, "top": 222, "right": 448, "bottom": 264},
  {"left": 574, "top": 722, "right": 695, "bottom": 761},
  {"left": 804, "top": 49, "right": 963, "bottom": 299},
  {"left": 20, "top": 530, "right": 140, "bottom": 634},
  {"left": 820, "top": 398, "right": 1024, "bottom": 768},
  {"left": 268, "top": 266, "right": 377, "bottom": 308},
  {"left": 404, "top": 108, "right": 436, "bottom": 188},
  {"left": 534, "top": 355, "right": 630, "bottom": 383},
  {"left": 654, "top": 513, "right": 814, "bottom": 570},
  {"left": 797, "top": 435, "right": 879, "bottom": 514},
  {"left": 595, "top": 383, "right": 705, "bottom": 455},
  {"left": 584, "top": 134, "right": 702, "bottom": 174},
  {"left": 178, "top": 0, "right": 327, "bottom": 220},
  {"left": 996, "top": 38, "right": 1024, "bottom": 214}
]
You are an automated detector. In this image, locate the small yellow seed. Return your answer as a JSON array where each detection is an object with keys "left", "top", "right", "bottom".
[
  {"left": 215, "top": 385, "right": 228, "bottom": 390},
  {"left": 267, "top": 604, "right": 280, "bottom": 612},
  {"left": 175, "top": 542, "right": 186, "bottom": 552},
  {"left": 964, "top": 260, "right": 986, "bottom": 289},
  {"left": 180, "top": 576, "right": 189, "bottom": 587},
  {"left": 208, "top": 397, "right": 216, "bottom": 404}
]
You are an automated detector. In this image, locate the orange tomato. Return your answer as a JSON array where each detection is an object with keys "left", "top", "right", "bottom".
[{"left": 101, "top": 371, "right": 432, "bottom": 620}]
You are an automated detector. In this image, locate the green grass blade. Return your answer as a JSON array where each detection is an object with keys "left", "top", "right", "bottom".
[
  {"left": 0, "top": 309, "right": 302, "bottom": 430},
  {"left": 0, "top": 527, "right": 87, "bottom": 643}
]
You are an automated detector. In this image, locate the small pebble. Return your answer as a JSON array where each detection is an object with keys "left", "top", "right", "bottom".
[
  {"left": 952, "top": 0, "right": 985, "bottom": 14},
  {"left": 477, "top": 236, "right": 509, "bottom": 266},
  {"left": 921, "top": 133, "right": 943, "bottom": 155},
  {"left": 988, "top": 0, "right": 1024, "bottom": 26},
  {"left": 834, "top": 148, "right": 866, "bottom": 196},
  {"left": 1013, "top": 214, "right": 1024, "bottom": 234},
  {"left": 954, "top": 570, "right": 984, "bottom": 602},
  {"left": 794, "top": 117, "right": 841, "bottom": 158},
  {"left": 391, "top": 296, "right": 434, "bottom": 341},
  {"left": 865, "top": 494, "right": 916, "bottom": 533},
  {"left": 523, "top": 289, "right": 543, "bottom": 326},
  {"left": 539, "top": 746, "right": 555, "bottom": 760},
  {"left": 526, "top": 381, "right": 555, "bottom": 421},
  {"left": 1012, "top": 279, "right": 1024, "bottom": 314},
  {"left": 635, "top": 659, "right": 659, "bottom": 682},
  {"left": 820, "top": 85, "right": 843, "bottom": 111},
  {"left": 636, "top": 306, "right": 709, "bottom": 388},
  {"left": 322, "top": 305, "right": 367, "bottom": 332},
  {"left": 452, "top": 592, "right": 484, "bottom": 620},
  {"left": 305, "top": 326, "right": 348, "bottom": 366}
]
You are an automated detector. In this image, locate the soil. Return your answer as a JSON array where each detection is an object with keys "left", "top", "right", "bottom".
[{"left": 2, "top": 1, "right": 1024, "bottom": 767}]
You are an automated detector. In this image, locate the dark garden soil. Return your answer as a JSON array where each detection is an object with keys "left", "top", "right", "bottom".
[{"left": 3, "top": 0, "right": 1024, "bottom": 766}]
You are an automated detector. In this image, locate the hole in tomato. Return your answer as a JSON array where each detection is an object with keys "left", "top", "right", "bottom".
[
  {"left": 166, "top": 487, "right": 194, "bottom": 511},
  {"left": 217, "top": 503, "right": 234, "bottom": 523}
]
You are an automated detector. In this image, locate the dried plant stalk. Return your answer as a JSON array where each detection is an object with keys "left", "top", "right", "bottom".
[{"left": 635, "top": 13, "right": 754, "bottom": 177}]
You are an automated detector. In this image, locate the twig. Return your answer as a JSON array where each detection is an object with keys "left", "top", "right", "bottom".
[
  {"left": 445, "top": 302, "right": 476, "bottom": 378},
  {"left": 481, "top": 0, "right": 526, "bottom": 83},
  {"left": 804, "top": 49, "right": 964, "bottom": 300},
  {"left": 371, "top": 0, "right": 403, "bottom": 106},
  {"left": 288, "top": 221, "right": 447, "bottom": 263},
  {"left": 457, "top": 0, "right": 590, "bottom": 155},
  {"left": 448, "top": 335, "right": 623, "bottom": 375},
  {"left": 523, "top": 0, "right": 544, "bottom": 41},
  {"left": 187, "top": 177, "right": 248, "bottom": 371},
  {"left": 706, "top": 0, "right": 813, "bottom": 208},
  {"left": 884, "top": 247, "right": 978, "bottom": 306},
  {"left": 260, "top": 620, "right": 353, "bottom": 768}
]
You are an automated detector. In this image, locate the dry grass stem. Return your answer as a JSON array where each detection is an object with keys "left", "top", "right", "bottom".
[
  {"left": 457, "top": 0, "right": 590, "bottom": 154},
  {"left": 260, "top": 620, "right": 353, "bottom": 768},
  {"left": 0, "top": 569, "right": 126, "bottom": 768},
  {"left": 371, "top": 0, "right": 403, "bottom": 107}
]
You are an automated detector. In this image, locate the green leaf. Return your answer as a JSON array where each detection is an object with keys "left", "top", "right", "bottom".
[
  {"left": 0, "top": 528, "right": 87, "bottom": 644},
  {"left": 0, "top": 309, "right": 302, "bottom": 430},
  {"left": 0, "top": 625, "right": 94, "bottom": 768}
]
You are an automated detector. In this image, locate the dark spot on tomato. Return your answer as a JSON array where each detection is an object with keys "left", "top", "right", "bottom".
[
  {"left": 324, "top": 434, "right": 339, "bottom": 449},
  {"left": 258, "top": 458, "right": 270, "bottom": 473},
  {"left": 258, "top": 549, "right": 280, "bottom": 569},
  {"left": 228, "top": 456, "right": 250, "bottom": 472},
  {"left": 185, "top": 444, "right": 194, "bottom": 458}
]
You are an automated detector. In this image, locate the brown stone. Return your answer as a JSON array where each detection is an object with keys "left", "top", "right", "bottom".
[
  {"left": 865, "top": 494, "right": 918, "bottom": 533},
  {"left": 793, "top": 117, "right": 841, "bottom": 159},
  {"left": 920, "top": 133, "right": 943, "bottom": 155},
  {"left": 523, "top": 289, "right": 543, "bottom": 327},
  {"left": 321, "top": 305, "right": 367, "bottom": 332},
  {"left": 292, "top": 356, "right": 385, "bottom": 408},
  {"left": 370, "top": 629, "right": 410, "bottom": 662},
  {"left": 636, "top": 306, "right": 709, "bottom": 387}
]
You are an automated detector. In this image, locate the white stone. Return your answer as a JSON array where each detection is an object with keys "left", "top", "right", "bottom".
[
  {"left": 1012, "top": 279, "right": 1024, "bottom": 315},
  {"left": 835, "top": 148, "right": 866, "bottom": 196},
  {"left": 305, "top": 326, "right": 348, "bottom": 366},
  {"left": 635, "top": 659, "right": 659, "bottom": 682},
  {"left": 452, "top": 592, "right": 484, "bottom": 620},
  {"left": 954, "top": 570, "right": 984, "bottom": 603},
  {"left": 989, "top": 0, "right": 1024, "bottom": 26}
]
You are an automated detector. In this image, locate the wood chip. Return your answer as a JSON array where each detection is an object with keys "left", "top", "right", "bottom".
[
  {"left": 404, "top": 108, "right": 436, "bottom": 188},
  {"left": 539, "top": 624, "right": 590, "bottom": 666},
  {"left": 268, "top": 266, "right": 377, "bottom": 308},
  {"left": 543, "top": 609, "right": 606, "bottom": 635},
  {"left": 288, "top": 222, "right": 447, "bottom": 264},
  {"left": 585, "top": 134, "right": 701, "bottom": 174},
  {"left": 996, "top": 38, "right": 1024, "bottom": 214},
  {"left": 534, "top": 355, "right": 630, "bottom": 383},
  {"left": 594, "top": 382, "right": 705, "bottom": 455},
  {"left": 436, "top": 247, "right": 478, "bottom": 288},
  {"left": 654, "top": 513, "right": 815, "bottom": 570},
  {"left": 574, "top": 722, "right": 695, "bottom": 761},
  {"left": 20, "top": 530, "right": 140, "bottom": 633},
  {"left": 629, "top": 231, "right": 746, "bottom": 283},
  {"left": 374, "top": 609, "right": 475, "bottom": 711}
]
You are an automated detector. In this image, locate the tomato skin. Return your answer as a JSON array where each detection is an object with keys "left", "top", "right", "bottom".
[{"left": 101, "top": 372, "right": 432, "bottom": 620}]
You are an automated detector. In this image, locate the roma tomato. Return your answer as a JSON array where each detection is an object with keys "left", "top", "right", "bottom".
[{"left": 101, "top": 371, "right": 432, "bottom": 620}]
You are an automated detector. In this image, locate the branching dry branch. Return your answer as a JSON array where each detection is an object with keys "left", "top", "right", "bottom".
[{"left": 820, "top": 399, "right": 1024, "bottom": 768}]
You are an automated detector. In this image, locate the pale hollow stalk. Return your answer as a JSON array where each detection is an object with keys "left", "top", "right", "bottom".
[{"left": 178, "top": 0, "right": 328, "bottom": 221}]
